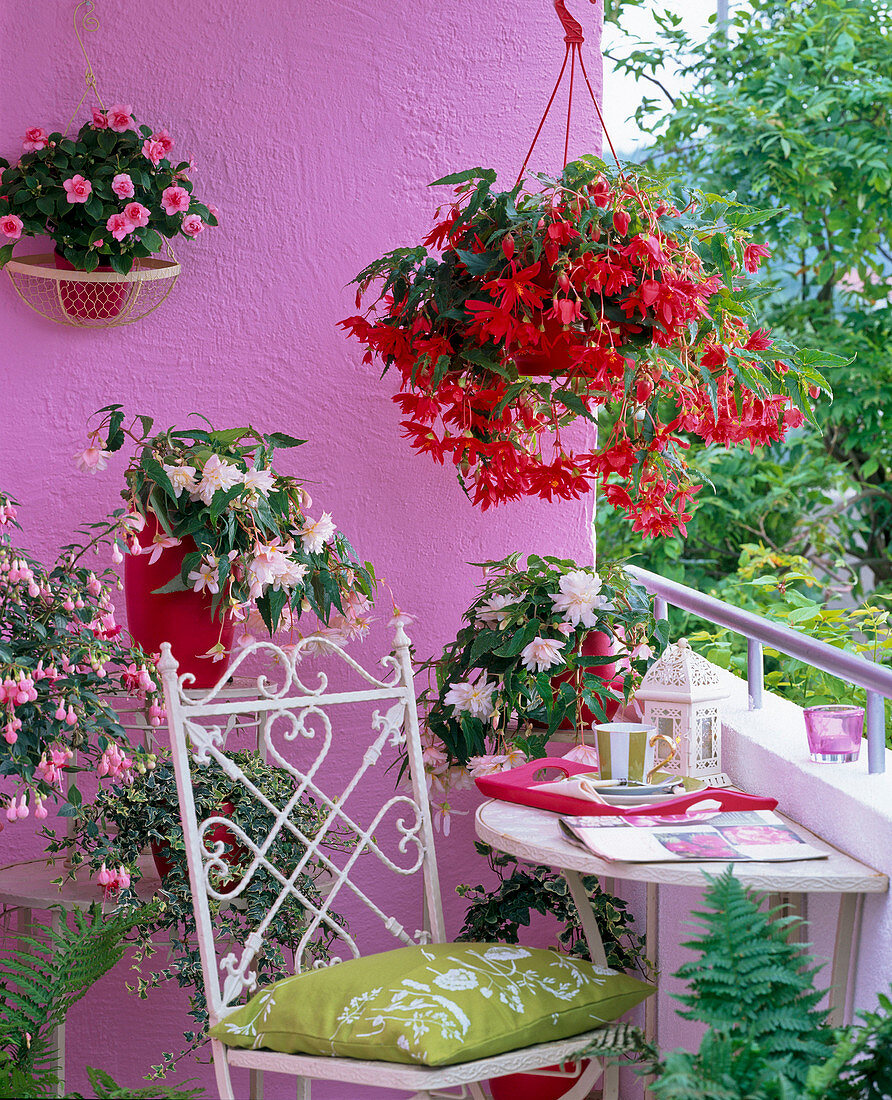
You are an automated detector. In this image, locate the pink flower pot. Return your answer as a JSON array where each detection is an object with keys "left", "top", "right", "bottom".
[
  {"left": 552, "top": 629, "right": 622, "bottom": 729},
  {"left": 151, "top": 798, "right": 245, "bottom": 893},
  {"left": 53, "top": 250, "right": 129, "bottom": 320}
]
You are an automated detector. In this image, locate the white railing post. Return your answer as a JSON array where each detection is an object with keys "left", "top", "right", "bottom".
[
  {"left": 653, "top": 596, "right": 668, "bottom": 624},
  {"left": 747, "top": 638, "right": 764, "bottom": 711},
  {"left": 867, "top": 692, "right": 886, "bottom": 776}
]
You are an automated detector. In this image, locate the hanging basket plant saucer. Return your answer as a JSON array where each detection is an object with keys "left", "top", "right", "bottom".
[{"left": 6, "top": 247, "right": 180, "bottom": 327}]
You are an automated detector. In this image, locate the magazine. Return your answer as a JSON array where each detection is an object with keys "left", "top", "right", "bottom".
[{"left": 559, "top": 810, "right": 828, "bottom": 864}]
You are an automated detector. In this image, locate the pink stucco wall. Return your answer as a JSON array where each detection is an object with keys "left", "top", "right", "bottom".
[{"left": 1, "top": 1, "right": 605, "bottom": 1095}]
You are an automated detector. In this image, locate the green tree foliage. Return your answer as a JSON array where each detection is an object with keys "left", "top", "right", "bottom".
[{"left": 606, "top": 0, "right": 892, "bottom": 583}]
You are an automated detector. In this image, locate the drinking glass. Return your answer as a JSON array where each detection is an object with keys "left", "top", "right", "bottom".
[{"left": 803, "top": 704, "right": 864, "bottom": 763}]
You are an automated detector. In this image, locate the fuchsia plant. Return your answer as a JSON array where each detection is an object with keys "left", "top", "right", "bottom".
[{"left": 0, "top": 492, "right": 160, "bottom": 823}]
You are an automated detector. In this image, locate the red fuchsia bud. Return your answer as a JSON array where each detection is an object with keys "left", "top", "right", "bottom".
[
  {"left": 502, "top": 235, "right": 515, "bottom": 261},
  {"left": 558, "top": 273, "right": 571, "bottom": 292},
  {"left": 809, "top": 385, "right": 820, "bottom": 399}
]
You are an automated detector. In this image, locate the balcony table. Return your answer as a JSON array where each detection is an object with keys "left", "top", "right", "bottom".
[{"left": 475, "top": 797, "right": 888, "bottom": 1091}]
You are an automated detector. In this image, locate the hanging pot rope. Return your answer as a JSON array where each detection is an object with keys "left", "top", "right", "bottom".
[
  {"left": 516, "top": 0, "right": 623, "bottom": 184},
  {"left": 64, "top": 0, "right": 106, "bottom": 135}
]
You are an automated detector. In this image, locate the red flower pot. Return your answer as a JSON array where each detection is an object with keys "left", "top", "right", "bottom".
[
  {"left": 489, "top": 1060, "right": 590, "bottom": 1100},
  {"left": 151, "top": 799, "right": 246, "bottom": 894},
  {"left": 53, "top": 251, "right": 129, "bottom": 320},
  {"left": 552, "top": 630, "right": 622, "bottom": 729},
  {"left": 513, "top": 313, "right": 577, "bottom": 376},
  {"left": 124, "top": 514, "right": 236, "bottom": 689}
]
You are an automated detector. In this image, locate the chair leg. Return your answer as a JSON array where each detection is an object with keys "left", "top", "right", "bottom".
[
  {"left": 211, "top": 1040, "right": 235, "bottom": 1100},
  {"left": 295, "top": 1077, "right": 311, "bottom": 1100}
]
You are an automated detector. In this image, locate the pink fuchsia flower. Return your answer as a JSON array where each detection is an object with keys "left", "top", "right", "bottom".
[
  {"left": 181, "top": 213, "right": 204, "bottom": 237},
  {"left": 111, "top": 173, "right": 135, "bottom": 199},
  {"left": 161, "top": 185, "right": 190, "bottom": 216},
  {"left": 106, "top": 103, "right": 135, "bottom": 132},
  {"left": 0, "top": 214, "right": 23, "bottom": 240},
  {"left": 520, "top": 635, "right": 567, "bottom": 673},
  {"left": 63, "top": 174, "right": 92, "bottom": 204},
  {"left": 22, "top": 127, "right": 49, "bottom": 152},
  {"left": 142, "top": 139, "right": 167, "bottom": 166},
  {"left": 444, "top": 676, "right": 498, "bottom": 720},
  {"left": 91, "top": 108, "right": 109, "bottom": 130},
  {"left": 106, "top": 212, "right": 132, "bottom": 242},
  {"left": 296, "top": 513, "right": 336, "bottom": 554},
  {"left": 151, "top": 129, "right": 174, "bottom": 154},
  {"left": 562, "top": 743, "right": 600, "bottom": 767},
  {"left": 123, "top": 202, "right": 150, "bottom": 229},
  {"left": 74, "top": 445, "right": 111, "bottom": 473},
  {"left": 550, "top": 569, "right": 603, "bottom": 629}
]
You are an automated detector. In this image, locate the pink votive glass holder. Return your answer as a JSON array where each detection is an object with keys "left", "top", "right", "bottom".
[{"left": 803, "top": 704, "right": 864, "bottom": 763}]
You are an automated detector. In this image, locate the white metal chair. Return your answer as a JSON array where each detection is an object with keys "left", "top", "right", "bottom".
[{"left": 159, "top": 622, "right": 639, "bottom": 1100}]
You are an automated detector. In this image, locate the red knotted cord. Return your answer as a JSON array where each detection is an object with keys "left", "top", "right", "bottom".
[{"left": 515, "top": 0, "right": 623, "bottom": 186}]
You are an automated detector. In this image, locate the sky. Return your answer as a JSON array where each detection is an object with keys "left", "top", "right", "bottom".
[{"left": 600, "top": 0, "right": 729, "bottom": 153}]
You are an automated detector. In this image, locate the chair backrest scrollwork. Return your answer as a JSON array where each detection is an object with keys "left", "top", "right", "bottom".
[{"left": 160, "top": 623, "right": 445, "bottom": 1025}]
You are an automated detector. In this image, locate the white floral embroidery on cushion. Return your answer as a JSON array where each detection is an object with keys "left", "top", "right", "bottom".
[
  {"left": 433, "top": 968, "right": 479, "bottom": 991},
  {"left": 481, "top": 945, "right": 531, "bottom": 961}
]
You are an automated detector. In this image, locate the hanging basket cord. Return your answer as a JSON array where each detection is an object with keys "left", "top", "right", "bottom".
[
  {"left": 515, "top": 0, "right": 623, "bottom": 186},
  {"left": 64, "top": 0, "right": 106, "bottom": 136}
]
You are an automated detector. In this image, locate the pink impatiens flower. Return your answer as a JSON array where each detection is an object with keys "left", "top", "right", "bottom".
[
  {"left": 152, "top": 129, "right": 174, "bottom": 155},
  {"left": 106, "top": 103, "right": 135, "bottom": 132},
  {"left": 0, "top": 215, "right": 23, "bottom": 240},
  {"left": 161, "top": 185, "right": 190, "bottom": 215},
  {"left": 124, "top": 202, "right": 150, "bottom": 229},
  {"left": 111, "top": 173, "right": 135, "bottom": 199},
  {"left": 63, "top": 174, "right": 92, "bottom": 204},
  {"left": 106, "top": 213, "right": 132, "bottom": 242},
  {"left": 142, "top": 139, "right": 167, "bottom": 166},
  {"left": 91, "top": 108, "right": 109, "bottom": 130},
  {"left": 181, "top": 213, "right": 204, "bottom": 237},
  {"left": 22, "top": 127, "right": 49, "bottom": 152}
]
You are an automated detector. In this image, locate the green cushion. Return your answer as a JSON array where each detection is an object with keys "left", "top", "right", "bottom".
[{"left": 211, "top": 941, "right": 653, "bottom": 1067}]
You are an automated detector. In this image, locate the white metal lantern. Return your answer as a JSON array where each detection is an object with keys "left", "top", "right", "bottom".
[{"left": 634, "top": 638, "right": 730, "bottom": 779}]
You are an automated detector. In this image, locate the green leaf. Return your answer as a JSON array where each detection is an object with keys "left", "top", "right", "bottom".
[{"left": 430, "top": 167, "right": 497, "bottom": 187}]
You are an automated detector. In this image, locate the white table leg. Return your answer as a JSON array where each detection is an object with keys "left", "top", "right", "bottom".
[
  {"left": 828, "top": 893, "right": 863, "bottom": 1028},
  {"left": 643, "top": 882, "right": 659, "bottom": 1100},
  {"left": 563, "top": 869, "right": 608, "bottom": 967},
  {"left": 249, "top": 1067, "right": 263, "bottom": 1098}
]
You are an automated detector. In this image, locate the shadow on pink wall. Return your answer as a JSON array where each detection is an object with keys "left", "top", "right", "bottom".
[{"left": 0, "top": 1, "right": 603, "bottom": 1095}]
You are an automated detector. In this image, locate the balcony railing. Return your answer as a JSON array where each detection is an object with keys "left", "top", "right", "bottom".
[{"left": 627, "top": 565, "right": 892, "bottom": 775}]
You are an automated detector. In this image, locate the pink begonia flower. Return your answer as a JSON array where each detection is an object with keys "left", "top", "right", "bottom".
[
  {"left": 63, "top": 174, "right": 92, "bottom": 204},
  {"left": 476, "top": 593, "right": 519, "bottom": 629},
  {"left": 106, "top": 103, "right": 135, "bottom": 132},
  {"left": 152, "top": 129, "right": 174, "bottom": 154},
  {"left": 550, "top": 569, "right": 603, "bottom": 629},
  {"left": 444, "top": 676, "right": 497, "bottom": 720},
  {"left": 181, "top": 213, "right": 204, "bottom": 237},
  {"left": 0, "top": 215, "right": 23, "bottom": 240},
  {"left": 92, "top": 239, "right": 104, "bottom": 248},
  {"left": 106, "top": 212, "right": 132, "bottom": 242},
  {"left": 195, "top": 453, "right": 242, "bottom": 505},
  {"left": 91, "top": 108, "right": 109, "bottom": 130},
  {"left": 142, "top": 139, "right": 166, "bottom": 166},
  {"left": 207, "top": 204, "right": 220, "bottom": 221},
  {"left": 161, "top": 185, "right": 190, "bottom": 216},
  {"left": 74, "top": 445, "right": 111, "bottom": 474},
  {"left": 562, "top": 743, "right": 600, "bottom": 767},
  {"left": 124, "top": 202, "right": 150, "bottom": 229},
  {"left": 145, "top": 531, "right": 182, "bottom": 566},
  {"left": 120, "top": 511, "right": 146, "bottom": 535},
  {"left": 188, "top": 556, "right": 219, "bottom": 594},
  {"left": 467, "top": 753, "right": 510, "bottom": 778},
  {"left": 520, "top": 635, "right": 566, "bottom": 673},
  {"left": 161, "top": 462, "right": 197, "bottom": 498},
  {"left": 22, "top": 127, "right": 49, "bottom": 152},
  {"left": 111, "top": 172, "right": 135, "bottom": 199},
  {"left": 296, "top": 513, "right": 336, "bottom": 554}
]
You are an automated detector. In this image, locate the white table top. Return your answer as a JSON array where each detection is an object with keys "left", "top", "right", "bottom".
[{"left": 475, "top": 799, "right": 889, "bottom": 894}]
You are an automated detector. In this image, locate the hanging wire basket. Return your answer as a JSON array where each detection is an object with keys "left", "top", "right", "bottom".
[{"left": 5, "top": 248, "right": 181, "bottom": 328}]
